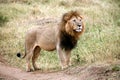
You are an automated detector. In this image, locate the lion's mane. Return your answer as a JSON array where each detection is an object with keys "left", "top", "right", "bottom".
[{"left": 59, "top": 11, "right": 84, "bottom": 51}]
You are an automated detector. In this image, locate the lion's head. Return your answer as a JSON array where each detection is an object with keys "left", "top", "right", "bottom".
[{"left": 60, "top": 11, "right": 84, "bottom": 39}]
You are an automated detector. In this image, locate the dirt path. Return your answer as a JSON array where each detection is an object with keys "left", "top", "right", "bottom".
[
  {"left": 0, "top": 63, "right": 77, "bottom": 80},
  {"left": 0, "top": 61, "right": 120, "bottom": 80}
]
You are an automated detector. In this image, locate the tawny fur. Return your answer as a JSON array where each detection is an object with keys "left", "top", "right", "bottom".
[{"left": 17, "top": 11, "right": 84, "bottom": 72}]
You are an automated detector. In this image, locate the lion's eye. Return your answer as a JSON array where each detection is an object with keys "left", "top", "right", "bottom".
[
  {"left": 73, "top": 19, "right": 76, "bottom": 22},
  {"left": 79, "top": 19, "right": 81, "bottom": 21}
]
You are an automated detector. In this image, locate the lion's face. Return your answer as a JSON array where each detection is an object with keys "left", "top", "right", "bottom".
[
  {"left": 69, "top": 16, "right": 83, "bottom": 32},
  {"left": 65, "top": 15, "right": 84, "bottom": 36}
]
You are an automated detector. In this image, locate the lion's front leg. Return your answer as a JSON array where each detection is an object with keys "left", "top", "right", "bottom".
[
  {"left": 57, "top": 43, "right": 69, "bottom": 69},
  {"left": 57, "top": 49, "right": 71, "bottom": 69},
  {"left": 64, "top": 50, "right": 71, "bottom": 67}
]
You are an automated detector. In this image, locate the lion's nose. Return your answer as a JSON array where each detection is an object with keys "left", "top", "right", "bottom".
[
  {"left": 78, "top": 25, "right": 82, "bottom": 29},
  {"left": 78, "top": 25, "right": 81, "bottom": 27},
  {"left": 77, "top": 24, "right": 82, "bottom": 30}
]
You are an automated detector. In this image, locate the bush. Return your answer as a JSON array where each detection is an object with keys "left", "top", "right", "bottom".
[{"left": 0, "top": 13, "right": 9, "bottom": 27}]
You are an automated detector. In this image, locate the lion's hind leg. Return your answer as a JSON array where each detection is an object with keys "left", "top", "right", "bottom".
[
  {"left": 32, "top": 46, "right": 41, "bottom": 71},
  {"left": 26, "top": 49, "right": 33, "bottom": 72}
]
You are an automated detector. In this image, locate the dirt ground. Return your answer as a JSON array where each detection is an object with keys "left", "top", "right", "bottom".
[{"left": 0, "top": 54, "right": 120, "bottom": 80}]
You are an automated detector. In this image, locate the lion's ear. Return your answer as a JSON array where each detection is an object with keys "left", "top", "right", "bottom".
[
  {"left": 63, "top": 13, "right": 71, "bottom": 21},
  {"left": 80, "top": 15, "right": 83, "bottom": 19}
]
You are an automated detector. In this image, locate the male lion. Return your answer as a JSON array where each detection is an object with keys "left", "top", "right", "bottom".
[{"left": 17, "top": 11, "right": 84, "bottom": 72}]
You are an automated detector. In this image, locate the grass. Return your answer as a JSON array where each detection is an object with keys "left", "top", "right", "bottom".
[
  {"left": 0, "top": 0, "right": 120, "bottom": 71},
  {"left": 112, "top": 65, "right": 120, "bottom": 71},
  {"left": 0, "top": 13, "right": 9, "bottom": 26}
]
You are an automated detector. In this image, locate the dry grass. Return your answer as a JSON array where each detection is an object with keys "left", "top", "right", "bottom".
[{"left": 0, "top": 0, "right": 120, "bottom": 71}]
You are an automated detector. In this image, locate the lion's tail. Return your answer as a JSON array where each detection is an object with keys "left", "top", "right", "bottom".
[
  {"left": 16, "top": 52, "right": 26, "bottom": 59},
  {"left": 17, "top": 45, "right": 26, "bottom": 59}
]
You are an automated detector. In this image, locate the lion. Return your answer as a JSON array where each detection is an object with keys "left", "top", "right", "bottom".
[{"left": 17, "top": 10, "right": 84, "bottom": 72}]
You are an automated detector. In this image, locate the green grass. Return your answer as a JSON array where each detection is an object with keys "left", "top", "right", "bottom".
[
  {"left": 112, "top": 65, "right": 120, "bottom": 71},
  {"left": 0, "top": 13, "right": 9, "bottom": 26},
  {"left": 0, "top": 0, "right": 120, "bottom": 71}
]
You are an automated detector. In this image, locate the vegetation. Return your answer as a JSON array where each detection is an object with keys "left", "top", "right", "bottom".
[{"left": 0, "top": 0, "right": 120, "bottom": 71}]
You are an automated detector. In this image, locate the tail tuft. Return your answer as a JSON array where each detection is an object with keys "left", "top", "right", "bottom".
[{"left": 17, "top": 52, "right": 21, "bottom": 57}]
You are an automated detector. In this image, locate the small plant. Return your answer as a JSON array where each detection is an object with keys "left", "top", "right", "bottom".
[
  {"left": 117, "top": 19, "right": 120, "bottom": 26},
  {"left": 0, "top": 13, "right": 9, "bottom": 27},
  {"left": 73, "top": 54, "right": 86, "bottom": 65},
  {"left": 42, "top": 0, "right": 50, "bottom": 4},
  {"left": 59, "top": 1, "right": 70, "bottom": 7},
  {"left": 112, "top": 65, "right": 120, "bottom": 71}
]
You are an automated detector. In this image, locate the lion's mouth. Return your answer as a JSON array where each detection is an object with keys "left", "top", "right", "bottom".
[
  {"left": 75, "top": 29, "right": 82, "bottom": 32},
  {"left": 75, "top": 26, "right": 82, "bottom": 32}
]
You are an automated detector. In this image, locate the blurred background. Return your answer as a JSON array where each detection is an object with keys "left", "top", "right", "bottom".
[{"left": 0, "top": 0, "right": 120, "bottom": 71}]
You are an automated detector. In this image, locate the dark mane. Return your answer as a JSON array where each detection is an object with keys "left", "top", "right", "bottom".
[{"left": 59, "top": 31, "right": 77, "bottom": 51}]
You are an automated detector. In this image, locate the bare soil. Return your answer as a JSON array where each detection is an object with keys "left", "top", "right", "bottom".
[{"left": 0, "top": 54, "right": 120, "bottom": 80}]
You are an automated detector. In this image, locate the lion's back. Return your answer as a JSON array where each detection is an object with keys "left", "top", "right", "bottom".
[{"left": 25, "top": 24, "right": 59, "bottom": 51}]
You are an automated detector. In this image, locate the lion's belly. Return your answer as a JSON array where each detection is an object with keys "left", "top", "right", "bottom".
[
  {"left": 36, "top": 26, "right": 58, "bottom": 51},
  {"left": 38, "top": 39, "right": 56, "bottom": 51},
  {"left": 36, "top": 27, "right": 57, "bottom": 51},
  {"left": 40, "top": 43, "right": 56, "bottom": 51}
]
